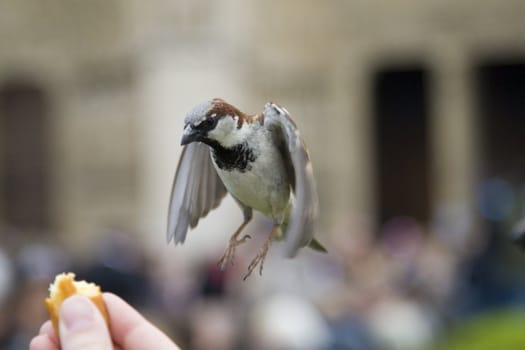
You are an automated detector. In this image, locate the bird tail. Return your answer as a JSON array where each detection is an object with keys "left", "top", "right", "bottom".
[
  {"left": 281, "top": 220, "right": 326, "bottom": 253},
  {"left": 308, "top": 238, "right": 327, "bottom": 253}
]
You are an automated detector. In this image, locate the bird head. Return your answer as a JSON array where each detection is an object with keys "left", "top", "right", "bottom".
[{"left": 181, "top": 99, "right": 255, "bottom": 148}]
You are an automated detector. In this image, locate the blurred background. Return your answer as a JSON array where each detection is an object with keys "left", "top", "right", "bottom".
[{"left": 1, "top": 1, "right": 525, "bottom": 349}]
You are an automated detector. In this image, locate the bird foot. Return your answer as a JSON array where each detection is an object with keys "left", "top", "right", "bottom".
[
  {"left": 243, "top": 242, "right": 271, "bottom": 280},
  {"left": 218, "top": 234, "right": 251, "bottom": 270}
]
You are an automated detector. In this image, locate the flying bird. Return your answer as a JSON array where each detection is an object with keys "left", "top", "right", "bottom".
[{"left": 167, "top": 98, "right": 325, "bottom": 279}]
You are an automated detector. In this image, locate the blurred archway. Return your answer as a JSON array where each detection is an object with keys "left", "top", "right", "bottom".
[
  {"left": 372, "top": 66, "right": 431, "bottom": 228},
  {"left": 0, "top": 80, "right": 52, "bottom": 230}
]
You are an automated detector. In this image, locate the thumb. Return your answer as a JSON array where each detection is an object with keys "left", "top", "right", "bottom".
[{"left": 59, "top": 295, "right": 113, "bottom": 350}]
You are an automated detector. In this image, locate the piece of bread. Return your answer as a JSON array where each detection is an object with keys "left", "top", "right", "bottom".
[{"left": 45, "top": 272, "right": 109, "bottom": 335}]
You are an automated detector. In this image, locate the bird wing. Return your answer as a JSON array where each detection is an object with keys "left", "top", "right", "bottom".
[
  {"left": 167, "top": 142, "right": 228, "bottom": 244},
  {"left": 263, "top": 103, "right": 319, "bottom": 257}
]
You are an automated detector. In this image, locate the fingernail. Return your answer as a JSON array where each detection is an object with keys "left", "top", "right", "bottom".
[{"left": 61, "top": 296, "right": 95, "bottom": 332}]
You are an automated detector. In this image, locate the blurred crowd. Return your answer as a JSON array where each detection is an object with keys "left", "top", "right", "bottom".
[{"left": 1, "top": 192, "right": 525, "bottom": 350}]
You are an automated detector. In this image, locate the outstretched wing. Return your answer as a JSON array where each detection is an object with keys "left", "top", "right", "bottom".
[
  {"left": 167, "top": 142, "right": 227, "bottom": 244},
  {"left": 263, "top": 103, "right": 319, "bottom": 257}
]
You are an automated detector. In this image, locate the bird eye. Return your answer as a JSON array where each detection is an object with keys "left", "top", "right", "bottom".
[{"left": 195, "top": 118, "right": 216, "bottom": 130}]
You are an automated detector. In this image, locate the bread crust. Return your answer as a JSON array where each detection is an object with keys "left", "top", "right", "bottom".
[{"left": 45, "top": 272, "right": 109, "bottom": 336}]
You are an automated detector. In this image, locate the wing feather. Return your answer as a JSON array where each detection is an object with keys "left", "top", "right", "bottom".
[
  {"left": 263, "top": 103, "right": 319, "bottom": 257},
  {"left": 167, "top": 142, "right": 227, "bottom": 244}
]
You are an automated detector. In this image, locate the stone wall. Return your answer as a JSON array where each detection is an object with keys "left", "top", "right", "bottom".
[{"left": 1, "top": 0, "right": 525, "bottom": 256}]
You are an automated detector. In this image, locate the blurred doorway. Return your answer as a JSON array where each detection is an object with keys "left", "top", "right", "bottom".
[
  {"left": 476, "top": 60, "right": 525, "bottom": 224},
  {"left": 477, "top": 60, "right": 525, "bottom": 181},
  {"left": 372, "top": 66, "right": 431, "bottom": 227},
  {"left": 0, "top": 80, "right": 52, "bottom": 229}
]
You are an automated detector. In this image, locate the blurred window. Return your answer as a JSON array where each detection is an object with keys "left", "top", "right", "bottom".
[
  {"left": 477, "top": 60, "right": 525, "bottom": 181},
  {"left": 372, "top": 67, "right": 430, "bottom": 226},
  {"left": 0, "top": 80, "right": 52, "bottom": 229}
]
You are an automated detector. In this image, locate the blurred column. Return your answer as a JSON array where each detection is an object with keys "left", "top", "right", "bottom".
[
  {"left": 127, "top": 0, "right": 260, "bottom": 263},
  {"left": 430, "top": 47, "right": 479, "bottom": 250},
  {"left": 328, "top": 50, "right": 375, "bottom": 230},
  {"left": 134, "top": 48, "right": 246, "bottom": 260},
  {"left": 0, "top": 101, "right": 3, "bottom": 223}
]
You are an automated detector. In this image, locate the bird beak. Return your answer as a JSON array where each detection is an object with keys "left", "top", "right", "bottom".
[{"left": 181, "top": 124, "right": 199, "bottom": 146}]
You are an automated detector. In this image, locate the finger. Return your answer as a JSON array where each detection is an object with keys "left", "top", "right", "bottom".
[
  {"left": 58, "top": 295, "right": 113, "bottom": 350},
  {"left": 30, "top": 334, "right": 60, "bottom": 350},
  {"left": 39, "top": 321, "right": 59, "bottom": 346},
  {"left": 39, "top": 321, "right": 52, "bottom": 335},
  {"left": 103, "top": 293, "right": 179, "bottom": 350}
]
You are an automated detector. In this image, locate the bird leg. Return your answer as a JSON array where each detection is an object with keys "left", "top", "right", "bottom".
[
  {"left": 243, "top": 224, "right": 281, "bottom": 280},
  {"left": 218, "top": 218, "right": 252, "bottom": 270}
]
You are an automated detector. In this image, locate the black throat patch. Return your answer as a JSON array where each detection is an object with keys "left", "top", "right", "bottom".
[{"left": 207, "top": 141, "right": 257, "bottom": 172}]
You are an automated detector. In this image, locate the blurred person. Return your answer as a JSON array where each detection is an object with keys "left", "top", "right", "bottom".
[
  {"left": 199, "top": 259, "right": 229, "bottom": 298},
  {"left": 15, "top": 243, "right": 71, "bottom": 282},
  {"left": 187, "top": 299, "right": 239, "bottom": 350},
  {"left": 0, "top": 247, "right": 15, "bottom": 347},
  {"left": 3, "top": 242, "right": 71, "bottom": 349},
  {"left": 318, "top": 217, "right": 441, "bottom": 350},
  {"left": 511, "top": 217, "right": 525, "bottom": 250},
  {"left": 0, "top": 247, "right": 14, "bottom": 303},
  {"left": 316, "top": 217, "right": 385, "bottom": 349},
  {"left": 379, "top": 217, "right": 425, "bottom": 280},
  {"left": 148, "top": 258, "right": 199, "bottom": 335},
  {"left": 412, "top": 235, "right": 459, "bottom": 311},
  {"left": 454, "top": 222, "right": 524, "bottom": 316},
  {"left": 5, "top": 279, "right": 50, "bottom": 349},
  {"left": 366, "top": 294, "right": 436, "bottom": 350},
  {"left": 432, "top": 202, "right": 474, "bottom": 255},
  {"left": 30, "top": 293, "right": 180, "bottom": 350},
  {"left": 361, "top": 218, "right": 441, "bottom": 350},
  {"left": 248, "top": 293, "right": 331, "bottom": 350},
  {"left": 378, "top": 217, "right": 459, "bottom": 308},
  {"left": 77, "top": 228, "right": 154, "bottom": 308}
]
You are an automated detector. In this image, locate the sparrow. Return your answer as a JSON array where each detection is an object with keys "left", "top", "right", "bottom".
[{"left": 167, "top": 98, "right": 326, "bottom": 279}]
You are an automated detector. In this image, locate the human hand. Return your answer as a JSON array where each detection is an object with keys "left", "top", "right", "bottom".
[{"left": 30, "top": 293, "right": 180, "bottom": 350}]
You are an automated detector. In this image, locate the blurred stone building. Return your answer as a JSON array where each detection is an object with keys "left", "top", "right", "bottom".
[{"left": 1, "top": 0, "right": 524, "bottom": 257}]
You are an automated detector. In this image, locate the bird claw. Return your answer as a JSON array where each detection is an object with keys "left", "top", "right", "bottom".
[
  {"left": 239, "top": 234, "right": 251, "bottom": 243},
  {"left": 217, "top": 234, "right": 251, "bottom": 270},
  {"left": 243, "top": 243, "right": 270, "bottom": 280},
  {"left": 243, "top": 224, "right": 279, "bottom": 280}
]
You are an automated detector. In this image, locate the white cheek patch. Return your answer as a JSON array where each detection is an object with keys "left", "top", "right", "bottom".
[
  {"left": 208, "top": 117, "right": 235, "bottom": 142},
  {"left": 208, "top": 116, "right": 252, "bottom": 148}
]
